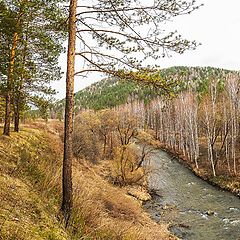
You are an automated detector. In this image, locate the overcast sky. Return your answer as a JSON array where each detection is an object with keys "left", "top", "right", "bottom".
[{"left": 53, "top": 0, "right": 240, "bottom": 99}]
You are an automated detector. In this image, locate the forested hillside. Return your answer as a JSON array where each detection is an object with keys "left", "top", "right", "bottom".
[{"left": 52, "top": 66, "right": 238, "bottom": 117}]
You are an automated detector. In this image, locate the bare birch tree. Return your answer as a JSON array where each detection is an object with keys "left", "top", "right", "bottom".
[{"left": 225, "top": 74, "right": 239, "bottom": 175}]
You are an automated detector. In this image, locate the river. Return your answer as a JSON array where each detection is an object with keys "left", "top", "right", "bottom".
[{"left": 143, "top": 149, "right": 240, "bottom": 240}]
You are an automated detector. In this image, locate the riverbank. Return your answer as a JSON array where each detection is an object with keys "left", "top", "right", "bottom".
[
  {"left": 161, "top": 146, "right": 240, "bottom": 198},
  {"left": 0, "top": 122, "right": 176, "bottom": 240},
  {"left": 140, "top": 141, "right": 240, "bottom": 240},
  {"left": 140, "top": 130, "right": 240, "bottom": 198}
]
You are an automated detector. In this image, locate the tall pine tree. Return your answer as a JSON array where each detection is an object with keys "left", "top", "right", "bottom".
[{"left": 1, "top": 0, "right": 67, "bottom": 134}]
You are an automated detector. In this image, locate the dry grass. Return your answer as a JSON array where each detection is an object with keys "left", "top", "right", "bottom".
[
  {"left": 0, "top": 122, "right": 177, "bottom": 239},
  {"left": 70, "top": 160, "right": 176, "bottom": 240},
  {"left": 0, "top": 127, "right": 68, "bottom": 240}
]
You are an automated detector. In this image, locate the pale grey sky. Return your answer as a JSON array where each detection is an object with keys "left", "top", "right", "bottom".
[{"left": 53, "top": 0, "right": 240, "bottom": 99}]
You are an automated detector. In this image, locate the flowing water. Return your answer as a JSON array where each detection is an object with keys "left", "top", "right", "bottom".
[{"left": 143, "top": 149, "right": 240, "bottom": 240}]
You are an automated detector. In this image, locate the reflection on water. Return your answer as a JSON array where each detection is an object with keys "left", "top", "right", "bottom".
[{"left": 144, "top": 150, "right": 240, "bottom": 240}]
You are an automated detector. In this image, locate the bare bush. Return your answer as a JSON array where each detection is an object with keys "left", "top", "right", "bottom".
[{"left": 73, "top": 109, "right": 152, "bottom": 186}]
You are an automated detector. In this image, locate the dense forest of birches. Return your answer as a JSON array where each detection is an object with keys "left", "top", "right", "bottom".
[{"left": 52, "top": 66, "right": 240, "bottom": 179}]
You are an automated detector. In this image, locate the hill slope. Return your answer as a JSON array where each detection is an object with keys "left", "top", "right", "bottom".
[
  {"left": 0, "top": 126, "right": 68, "bottom": 239},
  {"left": 53, "top": 66, "right": 239, "bottom": 116}
]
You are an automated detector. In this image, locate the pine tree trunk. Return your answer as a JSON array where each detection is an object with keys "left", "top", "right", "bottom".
[
  {"left": 3, "top": 31, "right": 19, "bottom": 136},
  {"left": 61, "top": 0, "right": 77, "bottom": 226},
  {"left": 14, "top": 25, "right": 28, "bottom": 133},
  {"left": 4, "top": 93, "right": 11, "bottom": 136},
  {"left": 14, "top": 96, "right": 20, "bottom": 132}
]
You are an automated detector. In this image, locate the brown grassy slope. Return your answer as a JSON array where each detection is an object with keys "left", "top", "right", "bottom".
[
  {"left": 0, "top": 127, "right": 68, "bottom": 240},
  {"left": 0, "top": 123, "right": 176, "bottom": 240},
  {"left": 71, "top": 160, "right": 176, "bottom": 240}
]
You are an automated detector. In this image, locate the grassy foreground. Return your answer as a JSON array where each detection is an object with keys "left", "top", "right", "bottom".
[
  {"left": 0, "top": 123, "right": 176, "bottom": 240},
  {"left": 0, "top": 126, "right": 67, "bottom": 239}
]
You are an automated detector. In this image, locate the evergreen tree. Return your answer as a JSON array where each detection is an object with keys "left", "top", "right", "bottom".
[
  {"left": 1, "top": 0, "right": 67, "bottom": 134},
  {"left": 63, "top": 0, "right": 201, "bottom": 224}
]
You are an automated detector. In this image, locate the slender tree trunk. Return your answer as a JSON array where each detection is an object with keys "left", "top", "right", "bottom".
[
  {"left": 14, "top": 23, "right": 28, "bottom": 133},
  {"left": 14, "top": 78, "right": 24, "bottom": 133},
  {"left": 61, "top": 0, "right": 77, "bottom": 225},
  {"left": 103, "top": 134, "right": 107, "bottom": 156},
  {"left": 109, "top": 132, "right": 113, "bottom": 157},
  {"left": 4, "top": 94, "right": 11, "bottom": 136},
  {"left": 14, "top": 96, "right": 20, "bottom": 132},
  {"left": 14, "top": 71, "right": 24, "bottom": 133},
  {"left": 3, "top": 32, "right": 19, "bottom": 136}
]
